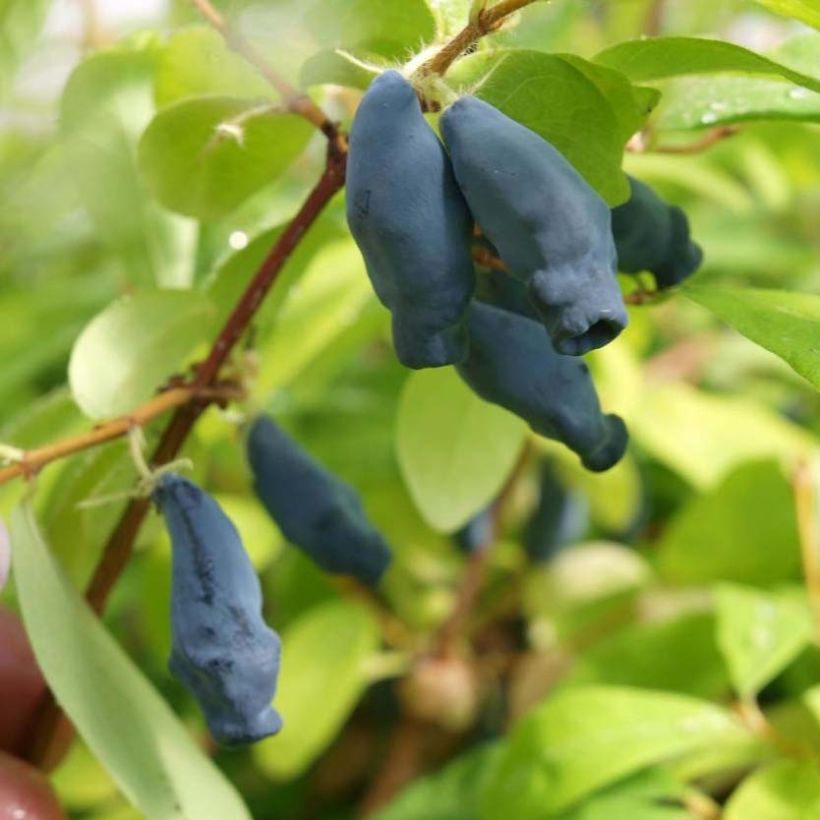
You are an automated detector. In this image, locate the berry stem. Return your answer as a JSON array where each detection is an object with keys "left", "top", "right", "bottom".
[{"left": 418, "top": 0, "right": 543, "bottom": 78}]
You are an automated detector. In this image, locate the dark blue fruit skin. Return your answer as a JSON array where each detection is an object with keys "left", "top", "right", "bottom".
[
  {"left": 611, "top": 176, "right": 703, "bottom": 289},
  {"left": 152, "top": 474, "right": 283, "bottom": 747},
  {"left": 246, "top": 416, "right": 392, "bottom": 586},
  {"left": 525, "top": 462, "right": 589, "bottom": 563},
  {"left": 346, "top": 71, "right": 475, "bottom": 369},
  {"left": 456, "top": 301, "right": 628, "bottom": 472},
  {"left": 441, "top": 97, "right": 627, "bottom": 357},
  {"left": 455, "top": 506, "right": 495, "bottom": 554},
  {"left": 474, "top": 265, "right": 540, "bottom": 321}
]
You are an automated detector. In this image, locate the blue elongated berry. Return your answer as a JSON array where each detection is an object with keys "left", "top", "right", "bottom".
[
  {"left": 611, "top": 176, "right": 703, "bottom": 289},
  {"left": 525, "top": 462, "right": 588, "bottom": 563},
  {"left": 441, "top": 97, "right": 628, "bottom": 356},
  {"left": 456, "top": 301, "right": 628, "bottom": 472},
  {"left": 474, "top": 263, "right": 540, "bottom": 321},
  {"left": 246, "top": 416, "right": 392, "bottom": 586},
  {"left": 153, "top": 474, "right": 283, "bottom": 747},
  {"left": 346, "top": 70, "right": 475, "bottom": 369}
]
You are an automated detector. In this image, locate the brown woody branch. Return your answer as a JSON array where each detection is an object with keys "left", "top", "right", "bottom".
[
  {"left": 627, "top": 126, "right": 740, "bottom": 155},
  {"left": 0, "top": 383, "right": 241, "bottom": 487},
  {"left": 418, "top": 0, "right": 543, "bottom": 77}
]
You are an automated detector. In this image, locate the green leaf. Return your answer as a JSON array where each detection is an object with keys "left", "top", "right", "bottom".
[
  {"left": 303, "top": 0, "right": 436, "bottom": 58},
  {"left": 299, "top": 49, "right": 382, "bottom": 90},
  {"left": 60, "top": 45, "right": 196, "bottom": 288},
  {"left": 138, "top": 96, "right": 313, "bottom": 220},
  {"left": 253, "top": 599, "right": 379, "bottom": 779},
  {"left": 42, "top": 442, "right": 135, "bottom": 586},
  {"left": 255, "top": 239, "right": 378, "bottom": 393},
  {"left": 154, "top": 27, "right": 271, "bottom": 107},
  {"left": 9, "top": 501, "right": 251, "bottom": 820},
  {"left": 480, "top": 685, "right": 748, "bottom": 819},
  {"left": 802, "top": 681, "right": 820, "bottom": 733},
  {"left": 558, "top": 770, "right": 690, "bottom": 820},
  {"left": 686, "top": 286, "right": 820, "bottom": 392},
  {"left": 657, "top": 460, "right": 802, "bottom": 587},
  {"left": 211, "top": 493, "right": 283, "bottom": 571},
  {"left": 396, "top": 368, "right": 528, "bottom": 532},
  {"left": 775, "top": 31, "right": 820, "bottom": 77},
  {"left": 750, "top": 0, "right": 820, "bottom": 30},
  {"left": 522, "top": 543, "right": 650, "bottom": 625},
  {"left": 725, "top": 761, "right": 820, "bottom": 820},
  {"left": 447, "top": 50, "right": 636, "bottom": 204},
  {"left": 558, "top": 55, "right": 661, "bottom": 142},
  {"left": 656, "top": 75, "right": 820, "bottom": 130},
  {"left": 428, "top": 0, "right": 474, "bottom": 36},
  {"left": 564, "top": 611, "right": 729, "bottom": 700},
  {"left": 68, "top": 289, "right": 216, "bottom": 420},
  {"left": 595, "top": 37, "right": 820, "bottom": 95},
  {"left": 0, "top": 0, "right": 50, "bottom": 90},
  {"left": 633, "top": 383, "right": 816, "bottom": 489},
  {"left": 715, "top": 584, "right": 813, "bottom": 698},
  {"left": 375, "top": 744, "right": 501, "bottom": 820}
]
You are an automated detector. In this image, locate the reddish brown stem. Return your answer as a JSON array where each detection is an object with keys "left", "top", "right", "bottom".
[
  {"left": 627, "top": 126, "right": 740, "bottom": 155},
  {"left": 643, "top": 0, "right": 667, "bottom": 37},
  {"left": 359, "top": 717, "right": 426, "bottom": 817},
  {"left": 417, "top": 0, "right": 543, "bottom": 77},
  {"left": 432, "top": 441, "right": 533, "bottom": 657},
  {"left": 193, "top": 155, "right": 347, "bottom": 389},
  {"left": 0, "top": 384, "right": 241, "bottom": 487}
]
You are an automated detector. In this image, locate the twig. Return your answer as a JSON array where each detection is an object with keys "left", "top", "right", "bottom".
[
  {"left": 359, "top": 717, "right": 426, "bottom": 817},
  {"left": 76, "top": 0, "right": 105, "bottom": 50},
  {"left": 433, "top": 551, "right": 493, "bottom": 657},
  {"left": 472, "top": 245, "right": 507, "bottom": 272},
  {"left": 627, "top": 126, "right": 740, "bottom": 155},
  {"left": 0, "top": 383, "right": 241, "bottom": 486},
  {"left": 432, "top": 441, "right": 533, "bottom": 657},
  {"left": 794, "top": 459, "right": 820, "bottom": 639},
  {"left": 643, "top": 0, "right": 667, "bottom": 37},
  {"left": 26, "top": 150, "right": 348, "bottom": 770},
  {"left": 190, "top": 0, "right": 347, "bottom": 153},
  {"left": 417, "top": 0, "right": 543, "bottom": 77},
  {"left": 683, "top": 788, "right": 721, "bottom": 820},
  {"left": 624, "top": 287, "right": 660, "bottom": 305},
  {"left": 735, "top": 697, "right": 811, "bottom": 759}
]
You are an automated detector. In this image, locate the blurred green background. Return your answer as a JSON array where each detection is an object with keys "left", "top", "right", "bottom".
[{"left": 1, "top": 1, "right": 820, "bottom": 818}]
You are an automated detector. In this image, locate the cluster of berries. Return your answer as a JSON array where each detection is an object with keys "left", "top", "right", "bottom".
[{"left": 347, "top": 71, "right": 702, "bottom": 472}]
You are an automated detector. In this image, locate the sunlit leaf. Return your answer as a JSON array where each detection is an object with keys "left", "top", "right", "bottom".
[
  {"left": 397, "top": 368, "right": 527, "bottom": 532},
  {"left": 69, "top": 290, "right": 216, "bottom": 420}
]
